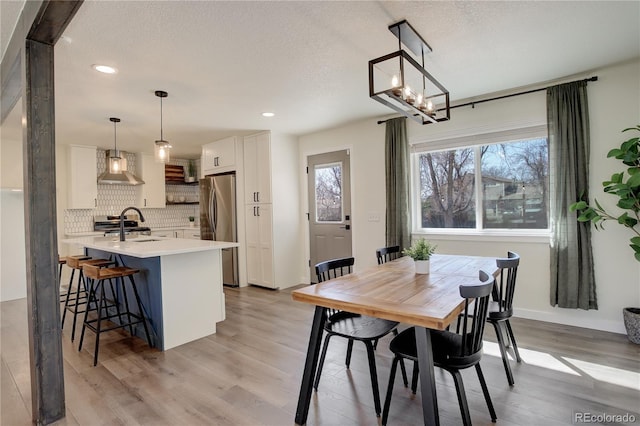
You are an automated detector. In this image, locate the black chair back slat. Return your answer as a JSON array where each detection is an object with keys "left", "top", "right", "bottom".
[
  {"left": 315, "top": 257, "right": 354, "bottom": 283},
  {"left": 494, "top": 251, "right": 520, "bottom": 313},
  {"left": 376, "top": 246, "right": 401, "bottom": 265},
  {"left": 314, "top": 257, "right": 355, "bottom": 318},
  {"left": 456, "top": 270, "right": 494, "bottom": 357}
]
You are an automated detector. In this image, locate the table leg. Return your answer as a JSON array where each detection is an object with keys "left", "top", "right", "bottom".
[
  {"left": 415, "top": 327, "right": 439, "bottom": 426},
  {"left": 295, "top": 306, "right": 326, "bottom": 425}
]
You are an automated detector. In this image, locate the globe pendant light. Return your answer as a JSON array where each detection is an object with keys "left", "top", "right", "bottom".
[
  {"left": 154, "top": 90, "right": 172, "bottom": 163},
  {"left": 108, "top": 117, "right": 122, "bottom": 173}
]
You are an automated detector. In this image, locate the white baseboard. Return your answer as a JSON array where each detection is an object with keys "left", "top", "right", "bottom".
[{"left": 514, "top": 308, "right": 627, "bottom": 335}]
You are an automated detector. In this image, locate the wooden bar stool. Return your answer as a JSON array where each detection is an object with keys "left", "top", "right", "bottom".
[
  {"left": 79, "top": 264, "right": 152, "bottom": 366},
  {"left": 61, "top": 255, "right": 113, "bottom": 341}
]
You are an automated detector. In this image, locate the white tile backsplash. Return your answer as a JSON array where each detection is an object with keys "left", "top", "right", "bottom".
[{"left": 64, "top": 150, "right": 199, "bottom": 234}]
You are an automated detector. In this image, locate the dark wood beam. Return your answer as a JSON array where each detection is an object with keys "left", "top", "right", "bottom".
[
  {"left": 24, "top": 38, "right": 65, "bottom": 424},
  {"left": 0, "top": 1, "right": 42, "bottom": 124},
  {"left": 28, "top": 1, "right": 84, "bottom": 45},
  {"left": 5, "top": 1, "right": 84, "bottom": 424}
]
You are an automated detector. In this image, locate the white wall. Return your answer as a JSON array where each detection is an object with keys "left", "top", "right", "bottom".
[
  {"left": 298, "top": 120, "right": 387, "bottom": 281},
  {"left": 0, "top": 189, "right": 27, "bottom": 301},
  {"left": 0, "top": 122, "right": 27, "bottom": 301},
  {"left": 298, "top": 59, "right": 640, "bottom": 334}
]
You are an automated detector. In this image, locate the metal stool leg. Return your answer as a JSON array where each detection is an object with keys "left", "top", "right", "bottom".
[
  {"left": 78, "top": 276, "right": 98, "bottom": 353},
  {"left": 70, "top": 270, "right": 88, "bottom": 342},
  {"left": 93, "top": 280, "right": 107, "bottom": 366},
  {"left": 61, "top": 268, "right": 76, "bottom": 327},
  {"left": 128, "top": 274, "right": 152, "bottom": 345}
]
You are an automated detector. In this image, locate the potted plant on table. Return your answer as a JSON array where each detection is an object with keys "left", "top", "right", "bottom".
[
  {"left": 570, "top": 125, "right": 640, "bottom": 344},
  {"left": 188, "top": 216, "right": 196, "bottom": 227},
  {"left": 403, "top": 238, "right": 437, "bottom": 274}
]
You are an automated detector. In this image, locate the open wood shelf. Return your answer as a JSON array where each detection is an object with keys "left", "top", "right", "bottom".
[{"left": 165, "top": 180, "right": 198, "bottom": 185}]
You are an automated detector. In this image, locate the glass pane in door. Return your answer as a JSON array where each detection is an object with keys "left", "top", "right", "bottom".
[{"left": 315, "top": 163, "right": 342, "bottom": 222}]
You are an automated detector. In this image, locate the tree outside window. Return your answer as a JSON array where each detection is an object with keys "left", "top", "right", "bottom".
[
  {"left": 315, "top": 164, "right": 342, "bottom": 222},
  {"left": 417, "top": 137, "right": 549, "bottom": 230},
  {"left": 419, "top": 149, "right": 475, "bottom": 228}
]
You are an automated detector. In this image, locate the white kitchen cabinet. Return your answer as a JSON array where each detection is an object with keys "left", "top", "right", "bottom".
[
  {"left": 137, "top": 153, "right": 166, "bottom": 208},
  {"left": 68, "top": 145, "right": 97, "bottom": 209},
  {"left": 151, "top": 228, "right": 200, "bottom": 239},
  {"left": 182, "top": 228, "right": 201, "bottom": 240},
  {"left": 245, "top": 204, "right": 274, "bottom": 288},
  {"left": 151, "top": 230, "right": 178, "bottom": 238},
  {"left": 202, "top": 137, "right": 237, "bottom": 175},
  {"left": 241, "top": 131, "right": 299, "bottom": 290},
  {"left": 243, "top": 132, "right": 271, "bottom": 204}
]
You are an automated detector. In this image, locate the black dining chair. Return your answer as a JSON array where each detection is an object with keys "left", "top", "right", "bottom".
[
  {"left": 382, "top": 270, "right": 497, "bottom": 426},
  {"left": 488, "top": 251, "right": 521, "bottom": 386},
  {"left": 376, "top": 245, "right": 401, "bottom": 265},
  {"left": 313, "top": 257, "right": 405, "bottom": 417}
]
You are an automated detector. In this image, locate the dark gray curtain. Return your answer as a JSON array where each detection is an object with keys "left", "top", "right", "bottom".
[
  {"left": 385, "top": 117, "right": 411, "bottom": 251},
  {"left": 548, "top": 81, "right": 597, "bottom": 309}
]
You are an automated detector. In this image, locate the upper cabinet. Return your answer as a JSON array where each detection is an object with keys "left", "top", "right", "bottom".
[
  {"left": 68, "top": 145, "right": 97, "bottom": 209},
  {"left": 137, "top": 153, "right": 166, "bottom": 208},
  {"left": 202, "top": 136, "right": 237, "bottom": 176},
  {"left": 243, "top": 132, "right": 272, "bottom": 204}
]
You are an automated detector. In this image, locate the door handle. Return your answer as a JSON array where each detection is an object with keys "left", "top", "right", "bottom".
[{"left": 338, "top": 225, "right": 351, "bottom": 230}]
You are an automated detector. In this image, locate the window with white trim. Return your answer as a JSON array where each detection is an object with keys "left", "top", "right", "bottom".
[{"left": 412, "top": 126, "right": 549, "bottom": 231}]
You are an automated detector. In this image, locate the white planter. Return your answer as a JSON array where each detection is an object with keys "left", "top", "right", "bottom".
[{"left": 414, "top": 260, "right": 430, "bottom": 274}]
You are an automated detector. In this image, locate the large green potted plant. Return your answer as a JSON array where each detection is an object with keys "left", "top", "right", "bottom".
[
  {"left": 570, "top": 125, "right": 640, "bottom": 344},
  {"left": 403, "top": 238, "right": 437, "bottom": 274}
]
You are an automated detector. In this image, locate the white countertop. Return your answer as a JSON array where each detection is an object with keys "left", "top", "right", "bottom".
[{"left": 62, "top": 235, "right": 238, "bottom": 258}]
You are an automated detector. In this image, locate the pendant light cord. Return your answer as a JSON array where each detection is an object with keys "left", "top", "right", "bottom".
[
  {"left": 113, "top": 120, "right": 117, "bottom": 150},
  {"left": 160, "top": 95, "right": 164, "bottom": 141}
]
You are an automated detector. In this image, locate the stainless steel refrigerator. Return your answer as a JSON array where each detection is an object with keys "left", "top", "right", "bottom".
[{"left": 200, "top": 172, "right": 239, "bottom": 286}]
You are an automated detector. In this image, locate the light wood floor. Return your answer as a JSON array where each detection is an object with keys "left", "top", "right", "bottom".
[{"left": 2, "top": 285, "right": 639, "bottom": 425}]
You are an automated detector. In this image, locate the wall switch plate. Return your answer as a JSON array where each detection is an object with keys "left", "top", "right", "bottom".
[{"left": 368, "top": 211, "right": 381, "bottom": 222}]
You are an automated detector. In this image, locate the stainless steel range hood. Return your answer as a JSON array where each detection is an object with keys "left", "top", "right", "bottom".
[{"left": 97, "top": 150, "right": 145, "bottom": 185}]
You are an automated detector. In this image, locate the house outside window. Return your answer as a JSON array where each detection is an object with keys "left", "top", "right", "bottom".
[{"left": 412, "top": 126, "right": 549, "bottom": 232}]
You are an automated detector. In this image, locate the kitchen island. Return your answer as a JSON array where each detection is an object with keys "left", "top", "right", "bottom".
[{"left": 62, "top": 235, "right": 238, "bottom": 350}]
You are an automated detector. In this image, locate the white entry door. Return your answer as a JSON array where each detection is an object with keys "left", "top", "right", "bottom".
[{"left": 307, "top": 150, "right": 352, "bottom": 282}]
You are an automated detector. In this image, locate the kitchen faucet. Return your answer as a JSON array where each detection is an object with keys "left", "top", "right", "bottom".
[{"left": 119, "top": 207, "right": 146, "bottom": 241}]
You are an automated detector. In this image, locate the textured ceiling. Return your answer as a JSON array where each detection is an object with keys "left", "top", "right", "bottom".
[{"left": 2, "top": 1, "right": 639, "bottom": 158}]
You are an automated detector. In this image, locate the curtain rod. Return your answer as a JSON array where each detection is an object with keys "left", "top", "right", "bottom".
[{"left": 376, "top": 76, "right": 598, "bottom": 125}]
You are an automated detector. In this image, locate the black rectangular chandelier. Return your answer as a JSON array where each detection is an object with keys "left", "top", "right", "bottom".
[{"left": 369, "top": 20, "right": 450, "bottom": 125}]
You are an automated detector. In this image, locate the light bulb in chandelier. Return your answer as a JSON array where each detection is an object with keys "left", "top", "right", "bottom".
[
  {"left": 404, "top": 86, "right": 415, "bottom": 104},
  {"left": 391, "top": 75, "right": 402, "bottom": 97}
]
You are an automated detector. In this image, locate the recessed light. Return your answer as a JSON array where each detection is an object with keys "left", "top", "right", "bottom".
[
  {"left": 262, "top": 112, "right": 275, "bottom": 117},
  {"left": 92, "top": 64, "right": 118, "bottom": 74}
]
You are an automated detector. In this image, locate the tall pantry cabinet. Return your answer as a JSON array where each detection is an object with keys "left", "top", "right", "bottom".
[{"left": 243, "top": 131, "right": 301, "bottom": 289}]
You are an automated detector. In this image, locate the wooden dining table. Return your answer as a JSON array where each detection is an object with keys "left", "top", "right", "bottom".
[{"left": 291, "top": 254, "right": 499, "bottom": 425}]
